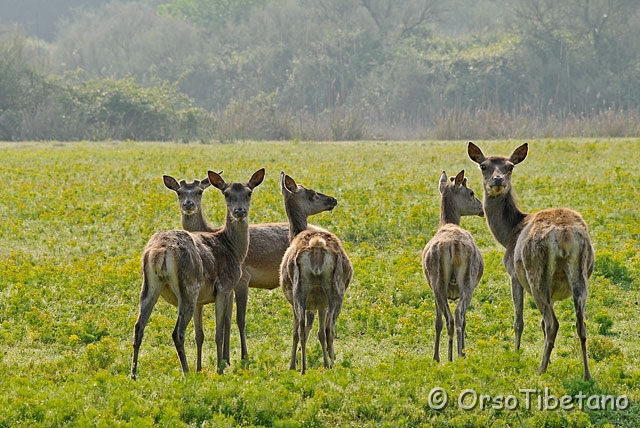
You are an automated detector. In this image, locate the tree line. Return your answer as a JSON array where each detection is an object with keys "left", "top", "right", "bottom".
[{"left": 1, "top": 0, "right": 639, "bottom": 142}]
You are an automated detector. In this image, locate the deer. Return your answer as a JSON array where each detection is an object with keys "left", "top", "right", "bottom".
[
  {"left": 279, "top": 172, "right": 353, "bottom": 374},
  {"left": 422, "top": 170, "right": 484, "bottom": 363},
  {"left": 468, "top": 142, "right": 594, "bottom": 381},
  {"left": 130, "top": 168, "right": 264, "bottom": 380},
  {"left": 162, "top": 174, "right": 327, "bottom": 362}
]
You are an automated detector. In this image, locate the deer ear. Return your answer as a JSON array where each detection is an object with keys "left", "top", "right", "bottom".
[
  {"left": 208, "top": 170, "right": 227, "bottom": 191},
  {"left": 468, "top": 142, "right": 486, "bottom": 164},
  {"left": 510, "top": 143, "right": 528, "bottom": 164},
  {"left": 163, "top": 175, "right": 180, "bottom": 191},
  {"left": 200, "top": 177, "right": 211, "bottom": 189},
  {"left": 248, "top": 168, "right": 265, "bottom": 189},
  {"left": 454, "top": 170, "right": 465, "bottom": 188},
  {"left": 438, "top": 171, "right": 448, "bottom": 194},
  {"left": 282, "top": 173, "right": 298, "bottom": 194}
]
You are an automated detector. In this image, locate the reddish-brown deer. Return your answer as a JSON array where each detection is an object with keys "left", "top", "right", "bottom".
[
  {"left": 468, "top": 142, "right": 593, "bottom": 380},
  {"left": 279, "top": 172, "right": 353, "bottom": 374},
  {"left": 163, "top": 174, "right": 327, "bottom": 361},
  {"left": 130, "top": 169, "right": 264, "bottom": 379},
  {"left": 422, "top": 170, "right": 484, "bottom": 362}
]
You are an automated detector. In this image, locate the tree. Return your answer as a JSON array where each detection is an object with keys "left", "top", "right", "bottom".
[
  {"left": 54, "top": 2, "right": 203, "bottom": 85},
  {"left": 159, "top": 0, "right": 267, "bottom": 31},
  {"left": 508, "top": 0, "right": 640, "bottom": 113}
]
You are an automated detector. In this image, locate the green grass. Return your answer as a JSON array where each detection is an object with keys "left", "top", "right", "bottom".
[{"left": 0, "top": 139, "right": 638, "bottom": 427}]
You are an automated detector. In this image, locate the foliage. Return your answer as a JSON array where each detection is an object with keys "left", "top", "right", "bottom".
[
  {"left": 72, "top": 77, "right": 213, "bottom": 141},
  {"left": 509, "top": 0, "right": 640, "bottom": 114},
  {"left": 0, "top": 31, "right": 214, "bottom": 141},
  {"left": 0, "top": 139, "right": 638, "bottom": 426},
  {"left": 159, "top": 0, "right": 267, "bottom": 30},
  {"left": 217, "top": 91, "right": 292, "bottom": 142},
  {"left": 53, "top": 2, "right": 204, "bottom": 85},
  {"left": 5, "top": 0, "right": 640, "bottom": 140}
]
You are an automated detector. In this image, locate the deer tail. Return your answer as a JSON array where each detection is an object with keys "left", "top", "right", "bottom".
[{"left": 308, "top": 236, "right": 328, "bottom": 275}]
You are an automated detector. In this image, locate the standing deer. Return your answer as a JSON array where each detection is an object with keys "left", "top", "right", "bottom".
[
  {"left": 279, "top": 172, "right": 353, "bottom": 374},
  {"left": 130, "top": 168, "right": 264, "bottom": 379},
  {"left": 468, "top": 142, "right": 593, "bottom": 380},
  {"left": 163, "top": 174, "right": 327, "bottom": 361},
  {"left": 422, "top": 170, "right": 484, "bottom": 363}
]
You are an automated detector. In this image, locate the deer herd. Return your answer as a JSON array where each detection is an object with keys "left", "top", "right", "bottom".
[{"left": 130, "top": 142, "right": 594, "bottom": 382}]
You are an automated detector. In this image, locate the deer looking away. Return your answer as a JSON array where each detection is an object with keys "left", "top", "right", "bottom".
[
  {"left": 279, "top": 172, "right": 353, "bottom": 374},
  {"left": 468, "top": 142, "right": 594, "bottom": 380},
  {"left": 163, "top": 174, "right": 327, "bottom": 361},
  {"left": 130, "top": 169, "right": 264, "bottom": 379},
  {"left": 422, "top": 170, "right": 484, "bottom": 363}
]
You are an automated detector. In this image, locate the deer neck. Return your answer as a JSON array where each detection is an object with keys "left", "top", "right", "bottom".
[
  {"left": 284, "top": 200, "right": 308, "bottom": 242},
  {"left": 483, "top": 190, "right": 527, "bottom": 248},
  {"left": 440, "top": 195, "right": 461, "bottom": 226},
  {"left": 219, "top": 212, "right": 250, "bottom": 260},
  {"left": 182, "top": 212, "right": 217, "bottom": 233}
]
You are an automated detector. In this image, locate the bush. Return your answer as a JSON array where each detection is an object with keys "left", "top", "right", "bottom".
[
  {"left": 217, "top": 91, "right": 292, "bottom": 142},
  {"left": 72, "top": 77, "right": 213, "bottom": 141}
]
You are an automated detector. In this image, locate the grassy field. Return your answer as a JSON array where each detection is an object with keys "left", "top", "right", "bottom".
[{"left": 0, "top": 139, "right": 638, "bottom": 427}]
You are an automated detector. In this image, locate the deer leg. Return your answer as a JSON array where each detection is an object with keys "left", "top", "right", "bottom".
[
  {"left": 234, "top": 276, "right": 250, "bottom": 360},
  {"left": 574, "top": 290, "right": 591, "bottom": 381},
  {"left": 433, "top": 305, "right": 443, "bottom": 363},
  {"left": 530, "top": 251, "right": 561, "bottom": 376},
  {"left": 317, "top": 309, "right": 330, "bottom": 369},
  {"left": 294, "top": 295, "right": 308, "bottom": 374},
  {"left": 436, "top": 296, "right": 454, "bottom": 362},
  {"left": 289, "top": 311, "right": 299, "bottom": 371},
  {"left": 510, "top": 275, "right": 524, "bottom": 351},
  {"left": 130, "top": 274, "right": 162, "bottom": 380},
  {"left": 446, "top": 308, "right": 454, "bottom": 363},
  {"left": 326, "top": 291, "right": 344, "bottom": 362},
  {"left": 173, "top": 297, "right": 197, "bottom": 375},
  {"left": 432, "top": 276, "right": 454, "bottom": 362},
  {"left": 305, "top": 310, "right": 315, "bottom": 339},
  {"left": 455, "top": 285, "right": 473, "bottom": 358},
  {"left": 536, "top": 300, "right": 558, "bottom": 375},
  {"left": 214, "top": 287, "right": 232, "bottom": 374},
  {"left": 568, "top": 268, "right": 592, "bottom": 381},
  {"left": 193, "top": 304, "right": 204, "bottom": 372},
  {"left": 223, "top": 290, "right": 234, "bottom": 367},
  {"left": 529, "top": 263, "right": 557, "bottom": 376}
]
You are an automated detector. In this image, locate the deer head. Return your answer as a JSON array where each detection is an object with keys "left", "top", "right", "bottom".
[
  {"left": 164, "top": 175, "right": 211, "bottom": 216},
  {"left": 280, "top": 172, "right": 338, "bottom": 216},
  {"left": 468, "top": 142, "right": 528, "bottom": 197},
  {"left": 439, "top": 170, "right": 484, "bottom": 218},
  {"left": 208, "top": 169, "right": 265, "bottom": 220}
]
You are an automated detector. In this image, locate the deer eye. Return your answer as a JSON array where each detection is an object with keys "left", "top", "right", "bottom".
[
  {"left": 470, "top": 191, "right": 474, "bottom": 197},
  {"left": 480, "top": 164, "right": 487, "bottom": 171}
]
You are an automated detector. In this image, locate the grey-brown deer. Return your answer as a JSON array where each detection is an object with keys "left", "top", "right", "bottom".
[
  {"left": 279, "top": 172, "right": 353, "bottom": 374},
  {"left": 422, "top": 170, "right": 484, "bottom": 363},
  {"left": 163, "top": 174, "right": 327, "bottom": 361},
  {"left": 468, "top": 142, "right": 593, "bottom": 380},
  {"left": 130, "top": 168, "right": 264, "bottom": 379}
]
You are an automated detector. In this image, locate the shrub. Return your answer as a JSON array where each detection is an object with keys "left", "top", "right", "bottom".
[
  {"left": 589, "top": 337, "right": 623, "bottom": 362},
  {"left": 217, "top": 91, "right": 292, "bottom": 142},
  {"left": 594, "top": 311, "right": 614, "bottom": 336}
]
